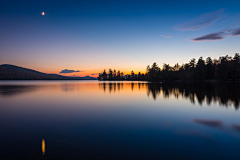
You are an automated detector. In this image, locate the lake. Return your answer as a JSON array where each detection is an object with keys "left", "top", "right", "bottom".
[{"left": 0, "top": 80, "right": 240, "bottom": 160}]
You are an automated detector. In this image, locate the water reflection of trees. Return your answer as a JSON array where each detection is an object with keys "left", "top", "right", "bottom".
[
  {"left": 100, "top": 83, "right": 125, "bottom": 93},
  {"left": 99, "top": 82, "right": 240, "bottom": 109},
  {"left": 0, "top": 85, "right": 38, "bottom": 97}
]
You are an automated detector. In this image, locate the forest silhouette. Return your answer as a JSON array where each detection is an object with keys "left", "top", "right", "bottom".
[
  {"left": 99, "top": 82, "right": 240, "bottom": 109},
  {"left": 98, "top": 53, "right": 240, "bottom": 81}
]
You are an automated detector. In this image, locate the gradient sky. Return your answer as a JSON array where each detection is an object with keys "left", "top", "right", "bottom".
[{"left": 0, "top": 0, "right": 240, "bottom": 77}]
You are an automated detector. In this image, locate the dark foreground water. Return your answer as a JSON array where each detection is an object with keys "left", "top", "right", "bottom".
[{"left": 0, "top": 81, "right": 240, "bottom": 160}]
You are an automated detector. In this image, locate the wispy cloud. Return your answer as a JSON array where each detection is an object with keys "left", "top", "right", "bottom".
[
  {"left": 160, "top": 35, "right": 172, "bottom": 38},
  {"left": 191, "top": 27, "right": 240, "bottom": 41},
  {"left": 62, "top": 42, "right": 67, "bottom": 45},
  {"left": 192, "top": 32, "right": 225, "bottom": 41},
  {"left": 59, "top": 69, "right": 84, "bottom": 74},
  {"left": 173, "top": 9, "right": 224, "bottom": 31},
  {"left": 189, "top": 11, "right": 240, "bottom": 42},
  {"left": 232, "top": 27, "right": 240, "bottom": 36}
]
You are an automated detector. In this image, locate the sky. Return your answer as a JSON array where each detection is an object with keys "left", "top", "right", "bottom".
[{"left": 0, "top": 0, "right": 240, "bottom": 77}]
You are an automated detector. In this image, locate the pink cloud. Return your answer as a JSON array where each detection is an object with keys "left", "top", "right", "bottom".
[{"left": 160, "top": 35, "right": 172, "bottom": 38}]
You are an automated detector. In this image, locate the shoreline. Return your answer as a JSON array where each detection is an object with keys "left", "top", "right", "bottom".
[{"left": 97, "top": 79, "right": 240, "bottom": 83}]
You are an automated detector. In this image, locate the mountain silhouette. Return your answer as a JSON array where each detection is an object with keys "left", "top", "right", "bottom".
[{"left": 0, "top": 64, "right": 97, "bottom": 80}]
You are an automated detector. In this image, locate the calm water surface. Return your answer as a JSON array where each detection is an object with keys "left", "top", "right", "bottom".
[{"left": 0, "top": 80, "right": 240, "bottom": 160}]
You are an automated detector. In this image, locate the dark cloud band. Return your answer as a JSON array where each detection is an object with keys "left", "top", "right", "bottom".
[
  {"left": 192, "top": 32, "right": 225, "bottom": 41},
  {"left": 60, "top": 69, "right": 83, "bottom": 73},
  {"left": 192, "top": 27, "right": 240, "bottom": 41}
]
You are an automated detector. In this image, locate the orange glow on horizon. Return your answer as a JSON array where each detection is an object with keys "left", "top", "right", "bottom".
[{"left": 44, "top": 68, "right": 146, "bottom": 78}]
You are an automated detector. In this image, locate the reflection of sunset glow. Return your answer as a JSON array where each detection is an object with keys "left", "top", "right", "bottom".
[
  {"left": 1, "top": 81, "right": 239, "bottom": 110},
  {"left": 42, "top": 138, "right": 45, "bottom": 155}
]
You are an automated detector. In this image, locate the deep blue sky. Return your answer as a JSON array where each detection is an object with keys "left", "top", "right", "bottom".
[{"left": 0, "top": 0, "right": 240, "bottom": 76}]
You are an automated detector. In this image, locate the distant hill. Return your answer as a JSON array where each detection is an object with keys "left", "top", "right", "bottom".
[{"left": 0, "top": 64, "right": 97, "bottom": 80}]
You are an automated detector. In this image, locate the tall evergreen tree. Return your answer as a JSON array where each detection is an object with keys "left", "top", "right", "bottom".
[
  {"left": 196, "top": 57, "right": 206, "bottom": 80},
  {"left": 109, "top": 69, "right": 113, "bottom": 80},
  {"left": 206, "top": 57, "right": 214, "bottom": 79}
]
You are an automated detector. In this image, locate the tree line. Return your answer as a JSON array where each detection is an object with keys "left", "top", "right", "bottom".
[{"left": 98, "top": 53, "right": 240, "bottom": 81}]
